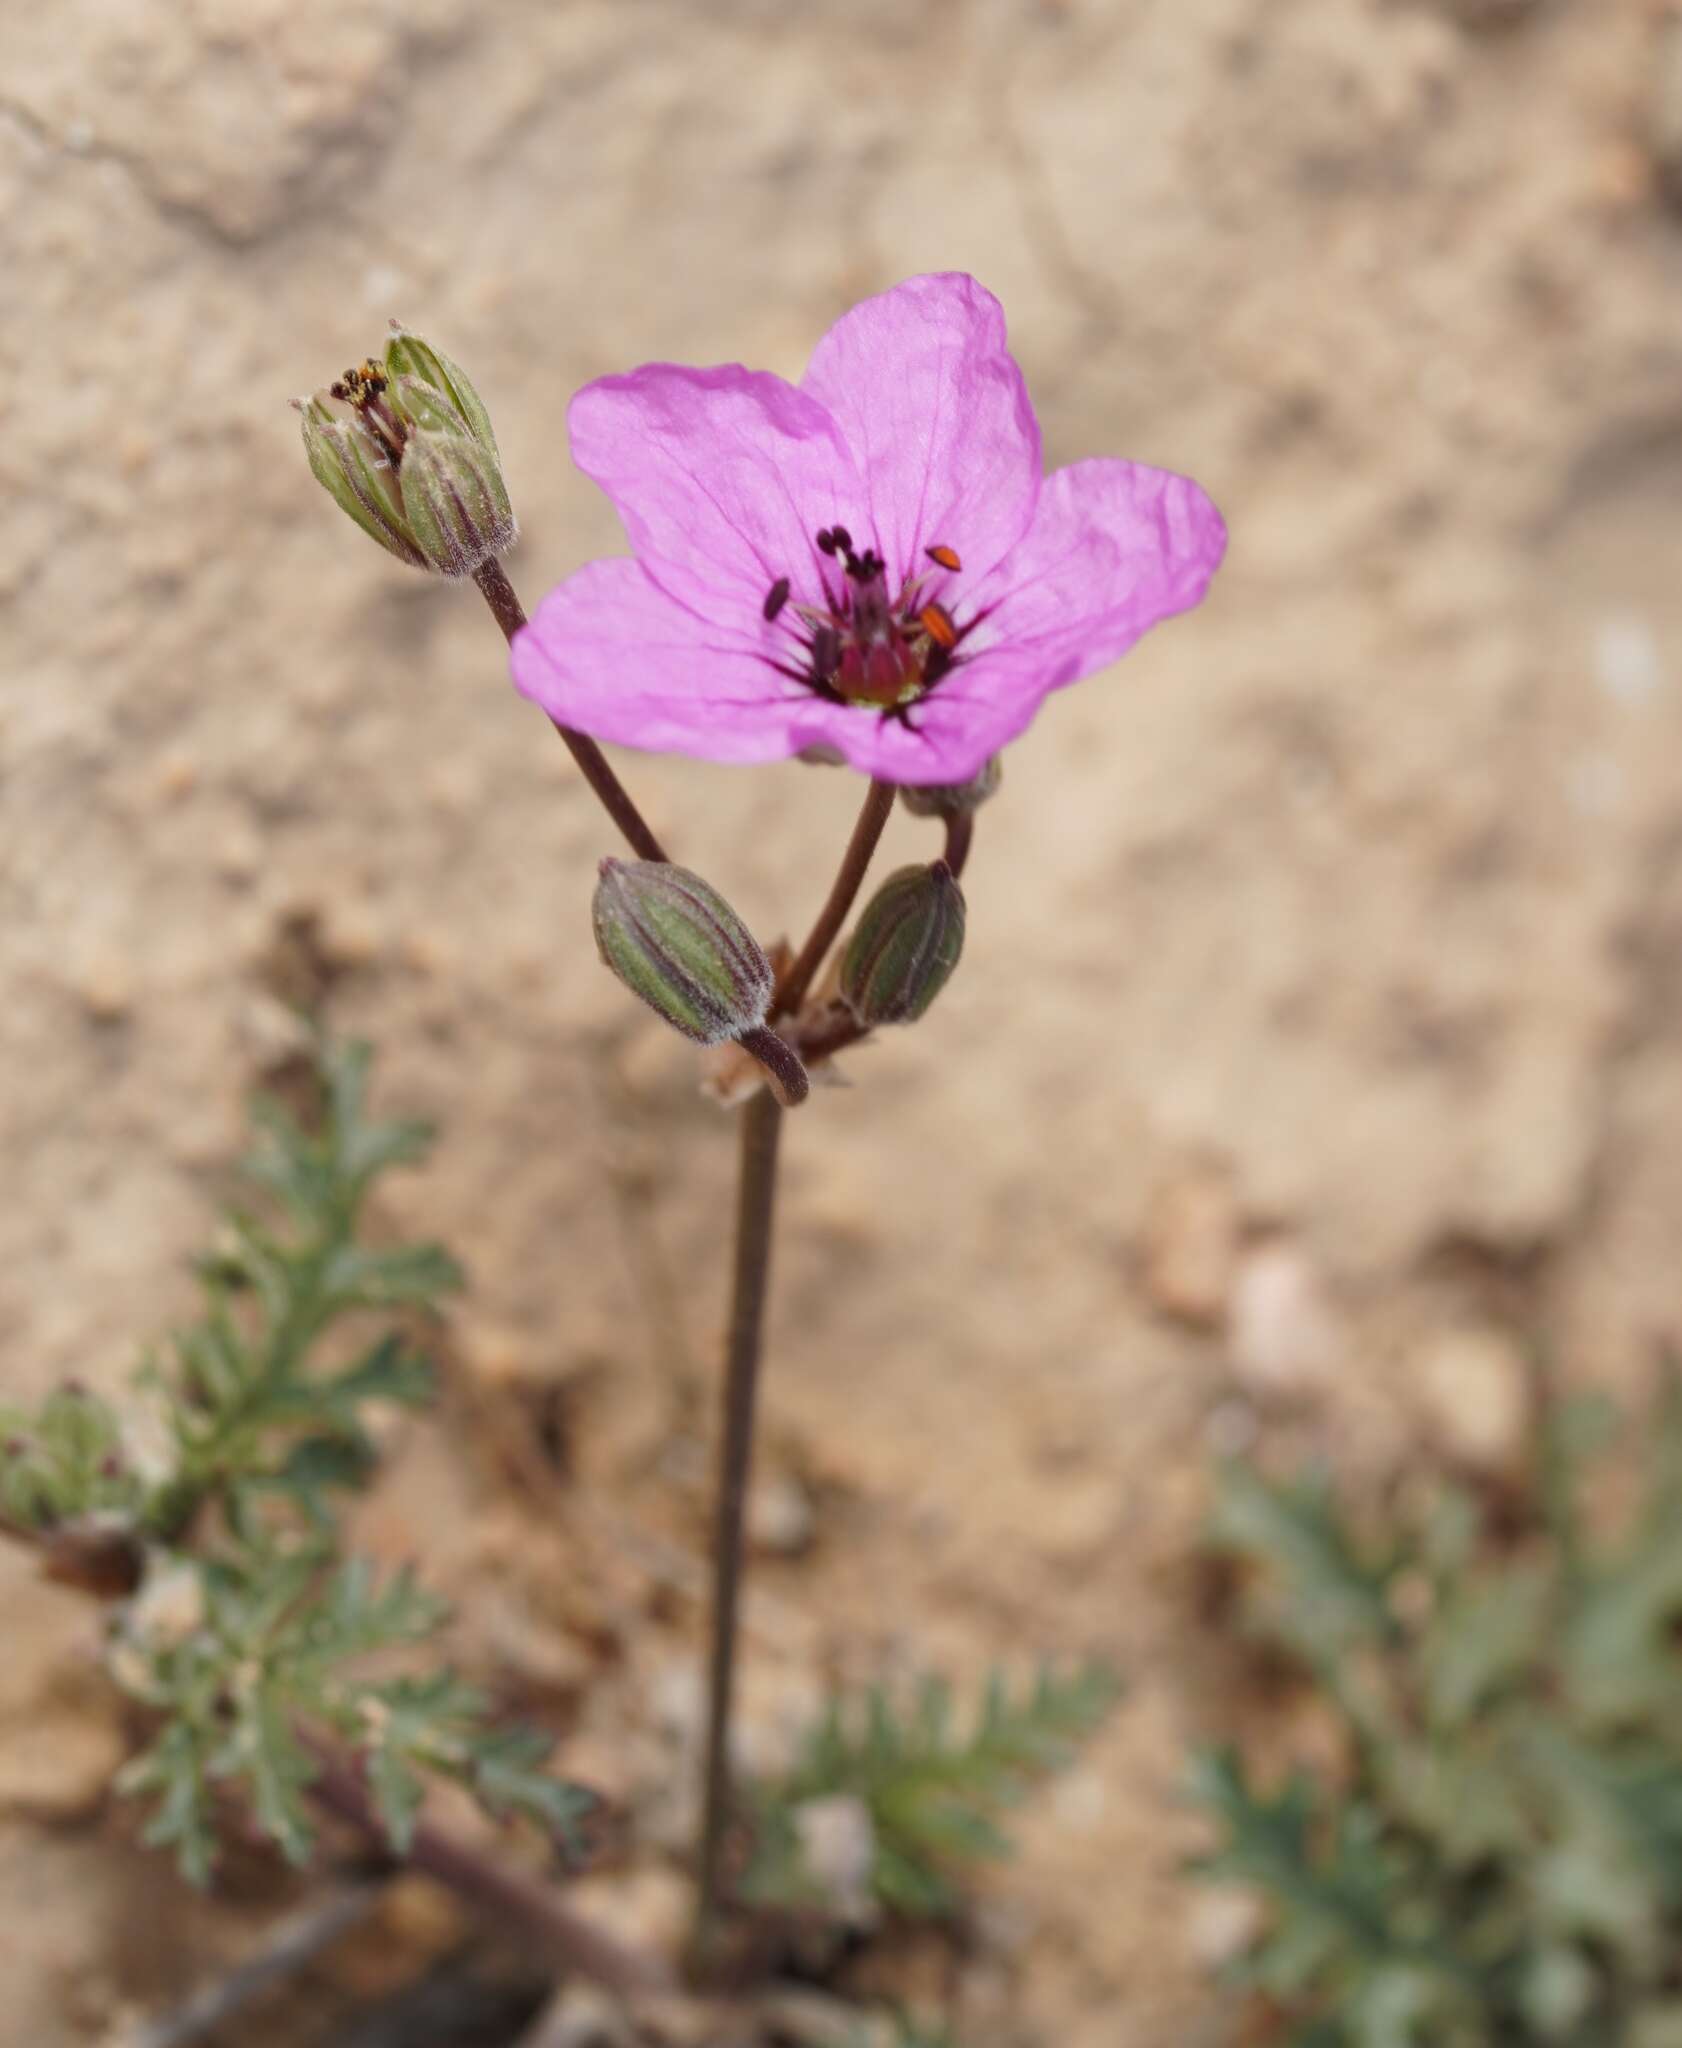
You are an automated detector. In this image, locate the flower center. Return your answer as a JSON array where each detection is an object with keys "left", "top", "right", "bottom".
[{"left": 762, "top": 528, "right": 967, "bottom": 715}]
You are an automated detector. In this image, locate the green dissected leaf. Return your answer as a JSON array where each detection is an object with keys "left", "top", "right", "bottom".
[
  {"left": 746, "top": 1660, "right": 1120, "bottom": 1919},
  {"left": 1561, "top": 1374, "right": 1682, "bottom": 1728},
  {"left": 467, "top": 1723, "right": 596, "bottom": 1847},
  {"left": 148, "top": 1035, "right": 462, "bottom": 1538},
  {"left": 1374, "top": 1718, "right": 1532, "bottom": 1869},
  {"left": 1422, "top": 1557, "right": 1551, "bottom": 1730},
  {"left": 231, "top": 1681, "right": 317, "bottom": 1866},
  {"left": 365, "top": 1736, "right": 426, "bottom": 1855},
  {"left": 3, "top": 1038, "right": 599, "bottom": 1896},
  {"left": 1210, "top": 1459, "right": 1400, "bottom": 1665},
  {"left": 300, "top": 1558, "right": 450, "bottom": 1668},
  {"left": 319, "top": 1241, "right": 463, "bottom": 1313},
  {"left": 1194, "top": 1374, "right": 1682, "bottom": 2047},
  {"left": 119, "top": 1719, "right": 219, "bottom": 1887},
  {"left": 0, "top": 1386, "right": 140, "bottom": 1534}
]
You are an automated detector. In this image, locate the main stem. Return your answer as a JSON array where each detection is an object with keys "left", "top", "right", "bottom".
[
  {"left": 771, "top": 776, "right": 896, "bottom": 1021},
  {"left": 691, "top": 1085, "right": 784, "bottom": 1974},
  {"left": 472, "top": 559, "right": 670, "bottom": 865}
]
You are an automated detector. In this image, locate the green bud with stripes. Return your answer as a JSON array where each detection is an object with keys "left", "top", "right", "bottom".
[
  {"left": 293, "top": 326, "right": 515, "bottom": 577},
  {"left": 840, "top": 861, "right": 966, "bottom": 1027},
  {"left": 592, "top": 859, "right": 774, "bottom": 1047}
]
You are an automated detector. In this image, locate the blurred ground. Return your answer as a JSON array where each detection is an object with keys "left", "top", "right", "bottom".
[{"left": 6, "top": 0, "right": 1682, "bottom": 2041}]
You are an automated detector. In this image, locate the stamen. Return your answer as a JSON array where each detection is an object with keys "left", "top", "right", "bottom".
[
  {"left": 919, "top": 602, "right": 958, "bottom": 651},
  {"left": 776, "top": 520, "right": 969, "bottom": 712}
]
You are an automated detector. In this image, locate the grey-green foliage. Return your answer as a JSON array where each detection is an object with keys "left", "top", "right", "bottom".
[
  {"left": 1, "top": 1038, "right": 589, "bottom": 1885},
  {"left": 1192, "top": 1370, "right": 1682, "bottom": 2048},
  {"left": 746, "top": 1660, "right": 1120, "bottom": 1918}
]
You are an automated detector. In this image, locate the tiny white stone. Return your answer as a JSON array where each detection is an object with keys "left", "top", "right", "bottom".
[{"left": 1593, "top": 611, "right": 1663, "bottom": 708}]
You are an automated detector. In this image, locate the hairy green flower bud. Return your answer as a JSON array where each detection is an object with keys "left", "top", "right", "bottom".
[
  {"left": 384, "top": 329, "right": 501, "bottom": 453},
  {"left": 399, "top": 428, "right": 517, "bottom": 578},
  {"left": 297, "top": 393, "right": 427, "bottom": 569},
  {"left": 294, "top": 327, "right": 515, "bottom": 576},
  {"left": 840, "top": 861, "right": 966, "bottom": 1027},
  {"left": 593, "top": 859, "right": 773, "bottom": 1046},
  {"left": 898, "top": 756, "right": 1002, "bottom": 819}
]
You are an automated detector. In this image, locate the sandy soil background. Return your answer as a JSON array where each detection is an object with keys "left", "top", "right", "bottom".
[{"left": 7, "top": 0, "right": 1682, "bottom": 2041}]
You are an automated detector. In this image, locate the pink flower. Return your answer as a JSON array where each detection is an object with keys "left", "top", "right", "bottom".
[{"left": 511, "top": 274, "right": 1226, "bottom": 786}]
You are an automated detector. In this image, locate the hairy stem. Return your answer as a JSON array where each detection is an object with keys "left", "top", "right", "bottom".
[
  {"left": 771, "top": 776, "right": 896, "bottom": 1021},
  {"left": 472, "top": 560, "right": 670, "bottom": 864},
  {"left": 304, "top": 1739, "right": 675, "bottom": 1995},
  {"left": 691, "top": 1086, "right": 784, "bottom": 1975}
]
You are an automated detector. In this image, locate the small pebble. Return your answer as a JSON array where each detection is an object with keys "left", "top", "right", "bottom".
[
  {"left": 1227, "top": 1239, "right": 1341, "bottom": 1402},
  {"left": 749, "top": 1472, "right": 816, "bottom": 1556},
  {"left": 75, "top": 956, "right": 132, "bottom": 1023},
  {"left": 791, "top": 1793, "right": 878, "bottom": 1921},
  {"left": 1139, "top": 1155, "right": 1242, "bottom": 1328},
  {"left": 1186, "top": 1885, "right": 1266, "bottom": 1969},
  {"left": 1415, "top": 1324, "right": 1530, "bottom": 1472}
]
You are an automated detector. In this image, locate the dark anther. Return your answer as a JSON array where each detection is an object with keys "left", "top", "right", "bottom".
[
  {"left": 816, "top": 528, "right": 838, "bottom": 556},
  {"left": 830, "top": 525, "right": 853, "bottom": 553},
  {"left": 762, "top": 576, "right": 791, "bottom": 623}
]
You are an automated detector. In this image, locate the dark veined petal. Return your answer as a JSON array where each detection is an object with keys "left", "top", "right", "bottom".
[
  {"left": 801, "top": 273, "right": 1042, "bottom": 586},
  {"left": 567, "top": 363, "right": 863, "bottom": 629}
]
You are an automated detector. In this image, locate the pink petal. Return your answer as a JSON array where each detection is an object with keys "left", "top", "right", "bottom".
[
  {"left": 965, "top": 457, "right": 1227, "bottom": 683},
  {"left": 801, "top": 273, "right": 1042, "bottom": 588},
  {"left": 511, "top": 558, "right": 1020, "bottom": 783},
  {"left": 567, "top": 365, "right": 863, "bottom": 629},
  {"left": 512, "top": 557, "right": 810, "bottom": 763}
]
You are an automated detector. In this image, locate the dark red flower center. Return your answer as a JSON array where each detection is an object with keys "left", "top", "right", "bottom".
[{"left": 760, "top": 529, "right": 976, "bottom": 717}]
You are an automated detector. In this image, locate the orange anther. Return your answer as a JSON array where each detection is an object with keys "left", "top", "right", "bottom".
[{"left": 919, "top": 602, "right": 958, "bottom": 650}]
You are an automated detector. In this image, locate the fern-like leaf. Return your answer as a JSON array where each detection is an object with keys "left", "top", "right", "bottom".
[{"left": 747, "top": 1660, "right": 1120, "bottom": 1918}]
